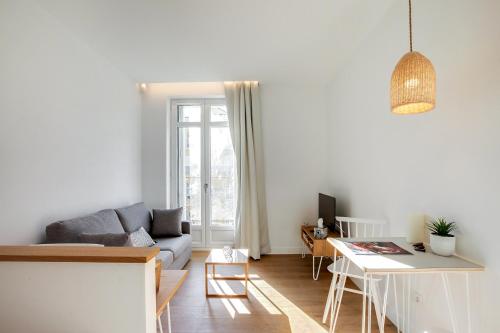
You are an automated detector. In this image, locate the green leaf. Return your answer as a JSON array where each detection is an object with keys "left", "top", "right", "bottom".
[{"left": 426, "top": 217, "right": 456, "bottom": 236}]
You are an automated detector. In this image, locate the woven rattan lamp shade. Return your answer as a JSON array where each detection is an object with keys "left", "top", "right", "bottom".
[{"left": 391, "top": 51, "right": 436, "bottom": 114}]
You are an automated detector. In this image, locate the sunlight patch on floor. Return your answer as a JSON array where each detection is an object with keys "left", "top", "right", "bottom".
[
  {"left": 206, "top": 267, "right": 327, "bottom": 332},
  {"left": 247, "top": 281, "right": 282, "bottom": 315},
  {"left": 250, "top": 276, "right": 328, "bottom": 333},
  {"left": 217, "top": 280, "right": 251, "bottom": 314},
  {"left": 208, "top": 280, "right": 237, "bottom": 318}
]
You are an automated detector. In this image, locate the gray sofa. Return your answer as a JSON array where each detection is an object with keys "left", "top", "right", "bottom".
[{"left": 45, "top": 203, "right": 192, "bottom": 269}]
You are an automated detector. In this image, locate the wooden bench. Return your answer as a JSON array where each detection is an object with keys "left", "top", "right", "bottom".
[{"left": 156, "top": 270, "right": 188, "bottom": 333}]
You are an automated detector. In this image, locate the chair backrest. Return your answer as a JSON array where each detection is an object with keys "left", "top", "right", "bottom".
[{"left": 335, "top": 216, "right": 386, "bottom": 238}]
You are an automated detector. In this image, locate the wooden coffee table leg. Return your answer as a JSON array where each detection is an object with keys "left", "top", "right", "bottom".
[
  {"left": 204, "top": 263, "right": 208, "bottom": 297},
  {"left": 245, "top": 263, "right": 249, "bottom": 297}
]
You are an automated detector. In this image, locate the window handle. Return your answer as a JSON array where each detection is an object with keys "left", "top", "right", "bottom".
[{"left": 204, "top": 183, "right": 208, "bottom": 192}]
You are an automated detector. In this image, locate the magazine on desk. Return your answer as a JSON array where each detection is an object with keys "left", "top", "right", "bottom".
[{"left": 343, "top": 241, "right": 412, "bottom": 255}]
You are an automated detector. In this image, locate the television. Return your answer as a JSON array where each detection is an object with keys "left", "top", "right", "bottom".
[{"left": 318, "top": 193, "right": 336, "bottom": 232}]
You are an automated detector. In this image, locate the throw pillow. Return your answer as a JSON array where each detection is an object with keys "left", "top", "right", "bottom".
[
  {"left": 78, "top": 232, "right": 131, "bottom": 247},
  {"left": 151, "top": 207, "right": 183, "bottom": 237},
  {"left": 115, "top": 202, "right": 152, "bottom": 233},
  {"left": 129, "top": 227, "right": 156, "bottom": 247}
]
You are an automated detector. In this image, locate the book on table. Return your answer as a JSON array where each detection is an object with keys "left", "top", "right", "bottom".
[{"left": 343, "top": 241, "right": 412, "bottom": 255}]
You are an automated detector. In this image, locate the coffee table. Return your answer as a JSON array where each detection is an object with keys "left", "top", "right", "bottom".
[{"left": 204, "top": 248, "right": 249, "bottom": 298}]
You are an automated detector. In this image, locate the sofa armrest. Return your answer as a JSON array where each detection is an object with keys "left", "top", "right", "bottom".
[{"left": 181, "top": 221, "right": 191, "bottom": 234}]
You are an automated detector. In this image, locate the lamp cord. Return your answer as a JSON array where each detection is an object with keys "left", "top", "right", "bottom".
[{"left": 409, "top": 0, "right": 413, "bottom": 52}]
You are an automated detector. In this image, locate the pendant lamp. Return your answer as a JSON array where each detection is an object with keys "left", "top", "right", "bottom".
[{"left": 391, "top": 0, "right": 436, "bottom": 114}]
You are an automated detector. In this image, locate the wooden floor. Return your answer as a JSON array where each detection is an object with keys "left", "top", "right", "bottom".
[{"left": 165, "top": 252, "right": 397, "bottom": 333}]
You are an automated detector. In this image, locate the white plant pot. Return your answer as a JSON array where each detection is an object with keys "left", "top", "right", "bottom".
[{"left": 429, "top": 234, "right": 456, "bottom": 256}]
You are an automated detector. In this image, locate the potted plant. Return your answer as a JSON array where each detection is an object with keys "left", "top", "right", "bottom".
[{"left": 427, "top": 218, "right": 457, "bottom": 256}]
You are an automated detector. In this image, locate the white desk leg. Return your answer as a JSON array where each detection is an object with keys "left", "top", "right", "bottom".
[
  {"left": 392, "top": 275, "right": 400, "bottom": 333},
  {"left": 158, "top": 316, "right": 164, "bottom": 333},
  {"left": 362, "top": 272, "right": 367, "bottom": 333},
  {"left": 329, "top": 250, "right": 340, "bottom": 332},
  {"left": 332, "top": 259, "right": 349, "bottom": 333},
  {"left": 166, "top": 302, "right": 172, "bottom": 333},
  {"left": 329, "top": 280, "right": 336, "bottom": 333},
  {"left": 466, "top": 272, "right": 471, "bottom": 333},
  {"left": 313, "top": 256, "right": 323, "bottom": 280},
  {"left": 371, "top": 278, "right": 383, "bottom": 333},
  {"left": 380, "top": 274, "right": 390, "bottom": 333},
  {"left": 442, "top": 273, "right": 458, "bottom": 333},
  {"left": 331, "top": 256, "right": 344, "bottom": 331},
  {"left": 323, "top": 249, "right": 338, "bottom": 324},
  {"left": 407, "top": 275, "right": 411, "bottom": 333},
  {"left": 323, "top": 272, "right": 336, "bottom": 323},
  {"left": 367, "top": 274, "right": 372, "bottom": 333},
  {"left": 402, "top": 277, "right": 406, "bottom": 333}
]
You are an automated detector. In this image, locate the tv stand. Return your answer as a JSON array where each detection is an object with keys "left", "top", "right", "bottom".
[{"left": 300, "top": 225, "right": 338, "bottom": 280}]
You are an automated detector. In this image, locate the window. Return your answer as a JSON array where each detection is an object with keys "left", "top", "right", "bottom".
[{"left": 171, "top": 99, "right": 236, "bottom": 247}]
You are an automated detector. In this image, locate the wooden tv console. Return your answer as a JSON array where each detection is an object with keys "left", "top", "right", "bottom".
[{"left": 300, "top": 225, "right": 339, "bottom": 280}]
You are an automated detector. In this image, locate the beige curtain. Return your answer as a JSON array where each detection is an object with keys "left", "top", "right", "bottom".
[{"left": 224, "top": 81, "right": 270, "bottom": 259}]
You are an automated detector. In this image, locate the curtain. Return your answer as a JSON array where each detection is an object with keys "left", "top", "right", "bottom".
[{"left": 224, "top": 81, "right": 270, "bottom": 260}]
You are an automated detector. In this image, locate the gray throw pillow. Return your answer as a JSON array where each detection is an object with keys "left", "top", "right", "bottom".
[
  {"left": 78, "top": 232, "right": 131, "bottom": 247},
  {"left": 151, "top": 208, "right": 183, "bottom": 237},
  {"left": 129, "top": 227, "right": 156, "bottom": 247},
  {"left": 115, "top": 202, "right": 152, "bottom": 233}
]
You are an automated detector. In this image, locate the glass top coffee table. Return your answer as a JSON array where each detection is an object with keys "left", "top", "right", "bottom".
[{"left": 204, "top": 248, "right": 249, "bottom": 298}]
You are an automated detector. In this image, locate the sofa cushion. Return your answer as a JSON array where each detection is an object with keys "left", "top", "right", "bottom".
[
  {"left": 46, "top": 209, "right": 125, "bottom": 243},
  {"left": 129, "top": 227, "right": 156, "bottom": 247},
  {"left": 151, "top": 208, "right": 183, "bottom": 237},
  {"left": 78, "top": 232, "right": 131, "bottom": 246},
  {"left": 154, "top": 234, "right": 192, "bottom": 259},
  {"left": 156, "top": 250, "right": 174, "bottom": 268},
  {"left": 166, "top": 246, "right": 192, "bottom": 270},
  {"left": 116, "top": 202, "right": 152, "bottom": 233}
]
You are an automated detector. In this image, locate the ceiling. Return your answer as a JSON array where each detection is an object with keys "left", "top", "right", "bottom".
[{"left": 38, "top": 0, "right": 396, "bottom": 84}]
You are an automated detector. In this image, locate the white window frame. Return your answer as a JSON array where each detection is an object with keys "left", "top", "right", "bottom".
[{"left": 170, "top": 98, "right": 235, "bottom": 248}]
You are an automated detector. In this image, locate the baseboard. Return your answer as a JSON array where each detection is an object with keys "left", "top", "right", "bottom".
[
  {"left": 268, "top": 246, "right": 303, "bottom": 254},
  {"left": 193, "top": 246, "right": 303, "bottom": 255}
]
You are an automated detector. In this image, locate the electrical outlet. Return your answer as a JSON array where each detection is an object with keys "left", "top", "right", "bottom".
[{"left": 415, "top": 292, "right": 423, "bottom": 303}]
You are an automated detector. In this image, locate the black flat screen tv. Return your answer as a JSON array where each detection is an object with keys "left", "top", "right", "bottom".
[{"left": 318, "top": 193, "right": 336, "bottom": 232}]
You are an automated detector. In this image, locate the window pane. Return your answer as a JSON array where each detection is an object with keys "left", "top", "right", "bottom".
[
  {"left": 178, "top": 105, "right": 201, "bottom": 122},
  {"left": 210, "top": 127, "right": 236, "bottom": 226},
  {"left": 210, "top": 105, "right": 228, "bottom": 122},
  {"left": 178, "top": 127, "right": 201, "bottom": 225}
]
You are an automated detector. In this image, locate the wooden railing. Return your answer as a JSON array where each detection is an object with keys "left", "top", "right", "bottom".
[{"left": 0, "top": 245, "right": 159, "bottom": 263}]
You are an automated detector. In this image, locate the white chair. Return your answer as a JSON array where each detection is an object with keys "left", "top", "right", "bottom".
[{"left": 322, "top": 216, "right": 400, "bottom": 333}]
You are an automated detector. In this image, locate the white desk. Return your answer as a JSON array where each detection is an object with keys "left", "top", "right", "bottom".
[{"left": 328, "top": 237, "right": 484, "bottom": 333}]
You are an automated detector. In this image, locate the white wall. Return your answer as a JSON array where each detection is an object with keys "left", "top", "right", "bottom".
[
  {"left": 0, "top": 260, "right": 156, "bottom": 333},
  {"left": 141, "top": 82, "right": 329, "bottom": 253},
  {"left": 0, "top": 1, "right": 142, "bottom": 244},
  {"left": 326, "top": 0, "right": 500, "bottom": 331},
  {"left": 261, "top": 83, "right": 329, "bottom": 253},
  {"left": 141, "top": 82, "right": 225, "bottom": 210}
]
